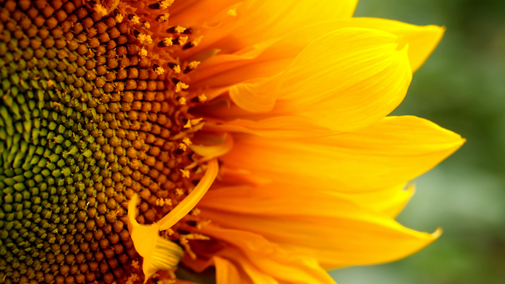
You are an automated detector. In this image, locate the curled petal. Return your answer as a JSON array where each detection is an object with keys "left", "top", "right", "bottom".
[
  {"left": 127, "top": 159, "right": 219, "bottom": 281},
  {"left": 127, "top": 194, "right": 184, "bottom": 283}
]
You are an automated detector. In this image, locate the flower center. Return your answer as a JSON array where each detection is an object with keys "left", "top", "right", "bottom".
[{"left": 0, "top": 1, "right": 208, "bottom": 283}]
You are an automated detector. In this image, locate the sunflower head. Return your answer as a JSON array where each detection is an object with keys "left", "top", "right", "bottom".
[
  {"left": 0, "top": 0, "right": 212, "bottom": 283},
  {"left": 0, "top": 0, "right": 464, "bottom": 283}
]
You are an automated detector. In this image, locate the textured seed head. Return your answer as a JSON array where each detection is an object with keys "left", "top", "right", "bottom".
[{"left": 0, "top": 1, "right": 201, "bottom": 283}]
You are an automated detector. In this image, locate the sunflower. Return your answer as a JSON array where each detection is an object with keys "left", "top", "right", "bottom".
[{"left": 0, "top": 0, "right": 464, "bottom": 283}]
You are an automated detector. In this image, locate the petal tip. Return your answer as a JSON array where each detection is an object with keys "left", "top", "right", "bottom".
[{"left": 432, "top": 227, "right": 443, "bottom": 239}]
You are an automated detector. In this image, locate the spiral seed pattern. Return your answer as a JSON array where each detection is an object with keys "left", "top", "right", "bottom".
[{"left": 0, "top": 0, "right": 201, "bottom": 283}]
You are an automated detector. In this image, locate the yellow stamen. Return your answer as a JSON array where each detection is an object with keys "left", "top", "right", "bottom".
[
  {"left": 182, "top": 137, "right": 192, "bottom": 146},
  {"left": 185, "top": 233, "right": 210, "bottom": 241},
  {"left": 126, "top": 273, "right": 140, "bottom": 284},
  {"left": 196, "top": 220, "right": 212, "bottom": 229},
  {"left": 175, "top": 188, "right": 185, "bottom": 197},
  {"left": 115, "top": 13, "right": 124, "bottom": 23},
  {"left": 157, "top": 13, "right": 170, "bottom": 23},
  {"left": 155, "top": 66, "right": 165, "bottom": 75},
  {"left": 192, "top": 36, "right": 204, "bottom": 47},
  {"left": 179, "top": 234, "right": 210, "bottom": 260},
  {"left": 183, "top": 119, "right": 192, "bottom": 129},
  {"left": 161, "top": 229, "right": 174, "bottom": 237},
  {"left": 188, "top": 61, "right": 201, "bottom": 70},
  {"left": 178, "top": 97, "right": 187, "bottom": 105},
  {"left": 131, "top": 15, "right": 141, "bottom": 25},
  {"left": 160, "top": 0, "right": 175, "bottom": 9},
  {"left": 156, "top": 198, "right": 172, "bottom": 207},
  {"left": 191, "top": 208, "right": 201, "bottom": 216},
  {"left": 178, "top": 143, "right": 188, "bottom": 152},
  {"left": 163, "top": 37, "right": 173, "bottom": 47},
  {"left": 132, "top": 260, "right": 140, "bottom": 270},
  {"left": 179, "top": 169, "right": 190, "bottom": 178},
  {"left": 198, "top": 94, "right": 207, "bottom": 102},
  {"left": 174, "top": 26, "right": 186, "bottom": 33},
  {"left": 138, "top": 34, "right": 153, "bottom": 44},
  {"left": 191, "top": 118, "right": 203, "bottom": 126},
  {"left": 94, "top": 4, "right": 108, "bottom": 16},
  {"left": 175, "top": 82, "right": 189, "bottom": 93},
  {"left": 146, "top": 35, "right": 153, "bottom": 45},
  {"left": 179, "top": 237, "right": 196, "bottom": 260},
  {"left": 183, "top": 118, "right": 203, "bottom": 129},
  {"left": 177, "top": 36, "right": 188, "bottom": 45}
]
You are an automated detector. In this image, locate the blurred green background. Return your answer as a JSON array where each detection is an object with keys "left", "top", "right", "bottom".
[{"left": 330, "top": 0, "right": 505, "bottom": 283}]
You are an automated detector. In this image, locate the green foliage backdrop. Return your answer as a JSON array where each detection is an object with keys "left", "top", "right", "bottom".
[{"left": 330, "top": 1, "right": 505, "bottom": 283}]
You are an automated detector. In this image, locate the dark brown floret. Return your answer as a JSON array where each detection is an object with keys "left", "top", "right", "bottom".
[{"left": 148, "top": 3, "right": 161, "bottom": 10}]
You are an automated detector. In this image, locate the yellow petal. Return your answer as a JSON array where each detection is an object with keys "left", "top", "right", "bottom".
[
  {"left": 351, "top": 183, "right": 416, "bottom": 218},
  {"left": 256, "top": 18, "right": 444, "bottom": 73},
  {"left": 199, "top": 184, "right": 441, "bottom": 268},
  {"left": 214, "top": 257, "right": 249, "bottom": 284},
  {"left": 173, "top": 0, "right": 357, "bottom": 61},
  {"left": 272, "top": 28, "right": 411, "bottom": 131},
  {"left": 204, "top": 28, "right": 411, "bottom": 133},
  {"left": 204, "top": 116, "right": 333, "bottom": 138},
  {"left": 220, "top": 116, "right": 464, "bottom": 192},
  {"left": 344, "top": 18, "right": 445, "bottom": 72},
  {"left": 189, "top": 41, "right": 276, "bottom": 88},
  {"left": 170, "top": 0, "right": 242, "bottom": 26},
  {"left": 232, "top": 0, "right": 357, "bottom": 47},
  {"left": 191, "top": 17, "right": 439, "bottom": 107},
  {"left": 181, "top": 253, "right": 254, "bottom": 284},
  {"left": 211, "top": 0, "right": 358, "bottom": 53},
  {"left": 228, "top": 75, "right": 281, "bottom": 113},
  {"left": 197, "top": 226, "right": 337, "bottom": 284},
  {"left": 189, "top": 53, "right": 291, "bottom": 101}
]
